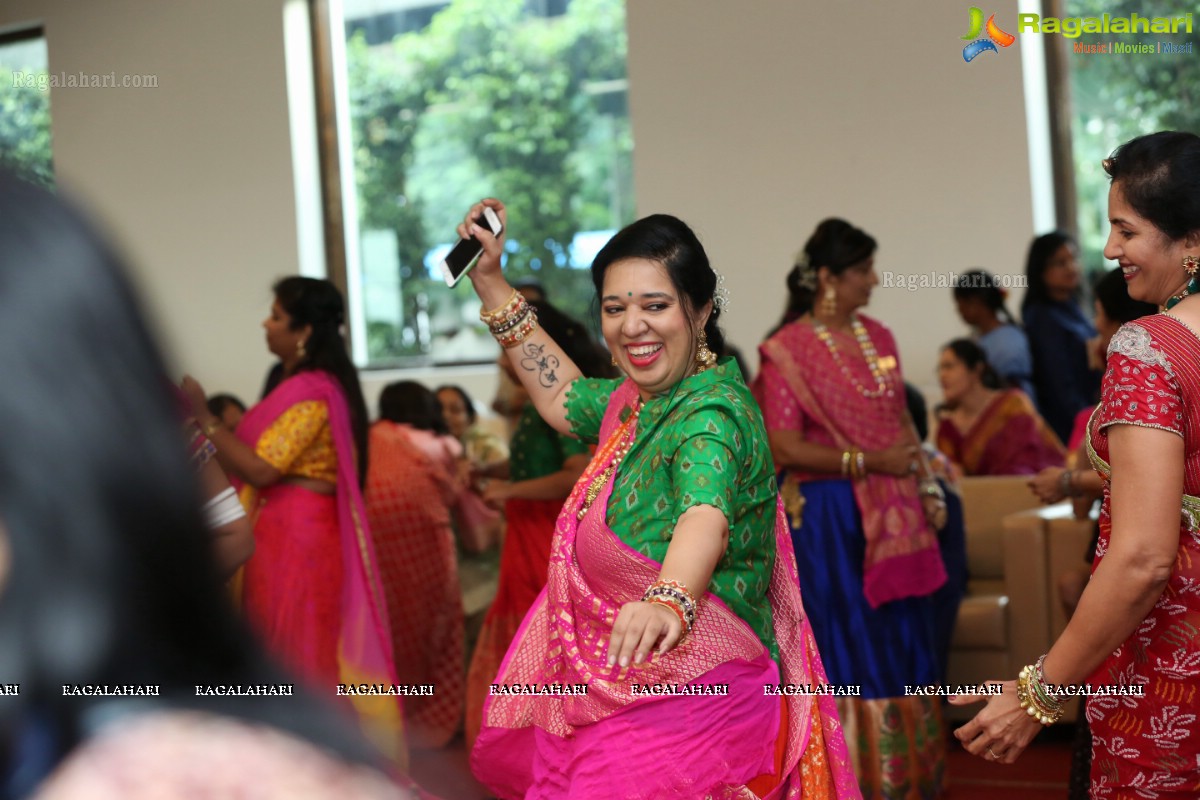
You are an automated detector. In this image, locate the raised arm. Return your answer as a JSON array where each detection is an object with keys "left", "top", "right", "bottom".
[{"left": 462, "top": 199, "right": 581, "bottom": 436}]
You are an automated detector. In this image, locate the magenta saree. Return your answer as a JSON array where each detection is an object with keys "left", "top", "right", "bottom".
[
  {"left": 235, "top": 371, "right": 404, "bottom": 767},
  {"left": 472, "top": 381, "right": 859, "bottom": 799}
]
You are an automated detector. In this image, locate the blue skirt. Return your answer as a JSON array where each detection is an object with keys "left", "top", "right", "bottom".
[{"left": 790, "top": 478, "right": 952, "bottom": 699}]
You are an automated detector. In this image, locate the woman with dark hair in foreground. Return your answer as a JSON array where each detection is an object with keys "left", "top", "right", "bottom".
[{"left": 0, "top": 173, "right": 423, "bottom": 798}]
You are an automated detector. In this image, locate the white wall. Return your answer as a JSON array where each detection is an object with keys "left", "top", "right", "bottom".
[
  {"left": 0, "top": 0, "right": 301, "bottom": 403},
  {"left": 626, "top": 1, "right": 1034, "bottom": 399},
  {"left": 0, "top": 0, "right": 1036, "bottom": 410}
]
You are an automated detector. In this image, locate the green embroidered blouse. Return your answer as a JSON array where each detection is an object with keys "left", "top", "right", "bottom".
[{"left": 564, "top": 358, "right": 779, "bottom": 658}]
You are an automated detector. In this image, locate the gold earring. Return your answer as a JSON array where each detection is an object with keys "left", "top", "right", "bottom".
[
  {"left": 297, "top": 339, "right": 307, "bottom": 359},
  {"left": 820, "top": 286, "right": 838, "bottom": 317},
  {"left": 1184, "top": 254, "right": 1199, "bottom": 276},
  {"left": 611, "top": 355, "right": 618, "bottom": 367},
  {"left": 695, "top": 330, "right": 718, "bottom": 372}
]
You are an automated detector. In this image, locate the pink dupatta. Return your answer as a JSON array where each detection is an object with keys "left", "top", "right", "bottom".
[
  {"left": 236, "top": 371, "right": 404, "bottom": 766},
  {"left": 757, "top": 317, "right": 945, "bottom": 608},
  {"left": 472, "top": 380, "right": 858, "bottom": 799}
]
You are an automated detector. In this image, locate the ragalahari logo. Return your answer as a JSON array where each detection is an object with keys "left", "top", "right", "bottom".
[{"left": 962, "top": 7, "right": 1016, "bottom": 62}]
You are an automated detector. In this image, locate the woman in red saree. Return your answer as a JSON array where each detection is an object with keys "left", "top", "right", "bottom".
[
  {"left": 460, "top": 201, "right": 859, "bottom": 799},
  {"left": 934, "top": 339, "right": 1064, "bottom": 476},
  {"left": 953, "top": 131, "right": 1200, "bottom": 798},
  {"left": 183, "top": 277, "right": 404, "bottom": 768},
  {"left": 366, "top": 381, "right": 465, "bottom": 749}
]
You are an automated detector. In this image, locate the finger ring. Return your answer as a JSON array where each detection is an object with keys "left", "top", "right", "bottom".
[{"left": 986, "top": 747, "right": 999, "bottom": 760}]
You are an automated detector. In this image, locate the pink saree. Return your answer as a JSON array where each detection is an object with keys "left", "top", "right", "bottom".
[
  {"left": 472, "top": 381, "right": 859, "bottom": 799},
  {"left": 757, "top": 317, "right": 945, "bottom": 608},
  {"left": 235, "top": 371, "right": 404, "bottom": 767}
]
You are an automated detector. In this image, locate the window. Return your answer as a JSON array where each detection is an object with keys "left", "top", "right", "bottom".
[
  {"left": 1057, "top": 0, "right": 1200, "bottom": 268},
  {"left": 0, "top": 28, "right": 53, "bottom": 187},
  {"left": 331, "top": 0, "right": 634, "bottom": 367}
]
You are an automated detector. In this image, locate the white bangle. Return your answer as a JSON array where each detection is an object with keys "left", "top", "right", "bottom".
[{"left": 203, "top": 486, "right": 246, "bottom": 529}]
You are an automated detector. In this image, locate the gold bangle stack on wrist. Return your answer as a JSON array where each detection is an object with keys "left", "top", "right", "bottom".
[
  {"left": 642, "top": 579, "right": 697, "bottom": 639},
  {"left": 1017, "top": 654, "right": 1064, "bottom": 725},
  {"left": 841, "top": 448, "right": 866, "bottom": 480},
  {"left": 480, "top": 289, "right": 538, "bottom": 349}
]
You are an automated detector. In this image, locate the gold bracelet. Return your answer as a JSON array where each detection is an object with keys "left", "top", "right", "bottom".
[
  {"left": 200, "top": 418, "right": 222, "bottom": 438},
  {"left": 480, "top": 289, "right": 523, "bottom": 327},
  {"left": 841, "top": 450, "right": 852, "bottom": 477}
]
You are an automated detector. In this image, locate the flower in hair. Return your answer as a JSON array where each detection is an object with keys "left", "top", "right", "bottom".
[
  {"left": 713, "top": 268, "right": 731, "bottom": 311},
  {"left": 794, "top": 251, "right": 818, "bottom": 291}
]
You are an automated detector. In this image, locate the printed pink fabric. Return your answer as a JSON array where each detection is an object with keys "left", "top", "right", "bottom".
[
  {"left": 755, "top": 316, "right": 946, "bottom": 607},
  {"left": 472, "top": 380, "right": 859, "bottom": 799}
]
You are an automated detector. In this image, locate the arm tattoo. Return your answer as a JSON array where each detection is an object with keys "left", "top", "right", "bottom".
[{"left": 519, "top": 342, "right": 560, "bottom": 388}]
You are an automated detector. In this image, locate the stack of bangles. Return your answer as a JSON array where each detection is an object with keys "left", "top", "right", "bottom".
[
  {"left": 840, "top": 448, "right": 867, "bottom": 480},
  {"left": 480, "top": 289, "right": 539, "bottom": 349},
  {"left": 642, "top": 579, "right": 697, "bottom": 639},
  {"left": 1016, "top": 654, "right": 1064, "bottom": 725}
]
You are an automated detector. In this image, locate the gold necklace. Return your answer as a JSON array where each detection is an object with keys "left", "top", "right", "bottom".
[
  {"left": 576, "top": 404, "right": 640, "bottom": 521},
  {"left": 812, "top": 315, "right": 894, "bottom": 399}
]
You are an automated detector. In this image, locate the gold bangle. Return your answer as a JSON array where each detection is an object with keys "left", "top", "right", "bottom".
[
  {"left": 200, "top": 418, "right": 222, "bottom": 438},
  {"left": 841, "top": 450, "right": 852, "bottom": 477},
  {"left": 480, "top": 289, "right": 522, "bottom": 326}
]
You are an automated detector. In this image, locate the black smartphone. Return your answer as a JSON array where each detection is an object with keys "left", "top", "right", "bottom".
[{"left": 440, "top": 206, "right": 504, "bottom": 287}]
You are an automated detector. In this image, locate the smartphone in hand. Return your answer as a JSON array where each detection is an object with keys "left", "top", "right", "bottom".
[{"left": 440, "top": 206, "right": 504, "bottom": 287}]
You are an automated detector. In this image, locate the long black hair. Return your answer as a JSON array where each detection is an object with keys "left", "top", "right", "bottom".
[
  {"left": 530, "top": 298, "right": 615, "bottom": 380},
  {"left": 272, "top": 277, "right": 369, "bottom": 485},
  {"left": 0, "top": 174, "right": 382, "bottom": 791},
  {"left": 1022, "top": 231, "right": 1076, "bottom": 310},
  {"left": 591, "top": 214, "right": 726, "bottom": 356}
]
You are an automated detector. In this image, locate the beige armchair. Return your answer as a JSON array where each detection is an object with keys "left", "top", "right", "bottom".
[{"left": 944, "top": 476, "right": 1093, "bottom": 722}]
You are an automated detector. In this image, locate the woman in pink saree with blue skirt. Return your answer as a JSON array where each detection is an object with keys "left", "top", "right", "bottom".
[
  {"left": 459, "top": 200, "right": 860, "bottom": 799},
  {"left": 182, "top": 278, "right": 406, "bottom": 771},
  {"left": 755, "top": 220, "right": 951, "bottom": 800}
]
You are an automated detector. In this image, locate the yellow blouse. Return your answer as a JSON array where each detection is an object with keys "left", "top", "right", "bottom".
[{"left": 255, "top": 400, "right": 338, "bottom": 483}]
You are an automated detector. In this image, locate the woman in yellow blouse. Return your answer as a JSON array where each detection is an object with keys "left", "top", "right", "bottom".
[{"left": 182, "top": 277, "right": 403, "bottom": 767}]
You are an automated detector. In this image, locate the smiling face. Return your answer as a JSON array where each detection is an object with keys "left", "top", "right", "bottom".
[
  {"left": 600, "top": 258, "right": 710, "bottom": 400},
  {"left": 1103, "top": 182, "right": 1196, "bottom": 305},
  {"left": 936, "top": 347, "right": 980, "bottom": 408}
]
